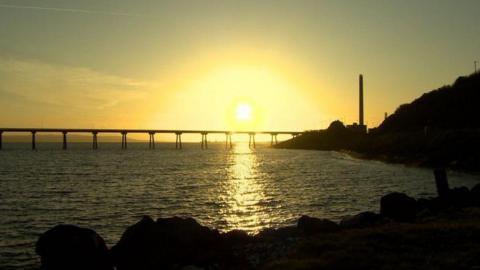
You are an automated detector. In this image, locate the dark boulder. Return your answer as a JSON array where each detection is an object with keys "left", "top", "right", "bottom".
[
  {"left": 339, "top": 211, "right": 383, "bottom": 228},
  {"left": 416, "top": 198, "right": 431, "bottom": 210},
  {"left": 36, "top": 224, "right": 112, "bottom": 270},
  {"left": 417, "top": 198, "right": 441, "bottom": 214},
  {"left": 471, "top": 184, "right": 480, "bottom": 206},
  {"left": 380, "top": 192, "right": 419, "bottom": 222},
  {"left": 446, "top": 186, "right": 471, "bottom": 207},
  {"left": 111, "top": 216, "right": 221, "bottom": 270},
  {"left": 256, "top": 226, "right": 299, "bottom": 241},
  {"left": 297, "top": 215, "right": 339, "bottom": 235},
  {"left": 220, "top": 229, "right": 252, "bottom": 246}
]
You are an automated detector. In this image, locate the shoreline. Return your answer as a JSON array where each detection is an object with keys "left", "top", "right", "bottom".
[
  {"left": 275, "top": 141, "right": 480, "bottom": 174},
  {"left": 342, "top": 149, "right": 480, "bottom": 175},
  {"left": 35, "top": 176, "right": 480, "bottom": 270}
]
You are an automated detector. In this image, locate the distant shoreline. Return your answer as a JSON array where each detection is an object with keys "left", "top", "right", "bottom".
[{"left": 276, "top": 135, "right": 480, "bottom": 174}]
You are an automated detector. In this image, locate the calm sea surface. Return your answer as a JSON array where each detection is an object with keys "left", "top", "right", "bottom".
[{"left": 1, "top": 142, "right": 479, "bottom": 269}]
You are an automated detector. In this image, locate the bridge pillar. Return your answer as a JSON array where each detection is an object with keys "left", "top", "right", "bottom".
[
  {"left": 225, "top": 133, "right": 232, "bottom": 149},
  {"left": 92, "top": 132, "right": 98, "bottom": 149},
  {"left": 201, "top": 133, "right": 208, "bottom": 149},
  {"left": 175, "top": 133, "right": 182, "bottom": 149},
  {"left": 248, "top": 133, "right": 256, "bottom": 149},
  {"left": 62, "top": 131, "right": 67, "bottom": 150},
  {"left": 121, "top": 132, "right": 128, "bottom": 149},
  {"left": 149, "top": 132, "right": 155, "bottom": 149},
  {"left": 0, "top": 131, "right": 3, "bottom": 150},
  {"left": 31, "top": 131, "right": 36, "bottom": 150},
  {"left": 270, "top": 133, "right": 278, "bottom": 146}
]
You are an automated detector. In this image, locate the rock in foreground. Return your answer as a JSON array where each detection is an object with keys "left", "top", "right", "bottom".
[
  {"left": 36, "top": 224, "right": 112, "bottom": 270},
  {"left": 110, "top": 216, "right": 227, "bottom": 269},
  {"left": 380, "top": 192, "right": 419, "bottom": 221}
]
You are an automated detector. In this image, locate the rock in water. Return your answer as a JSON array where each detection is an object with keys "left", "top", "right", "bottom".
[
  {"left": 36, "top": 224, "right": 112, "bottom": 270},
  {"left": 380, "top": 192, "right": 419, "bottom": 222},
  {"left": 297, "top": 215, "right": 339, "bottom": 235}
]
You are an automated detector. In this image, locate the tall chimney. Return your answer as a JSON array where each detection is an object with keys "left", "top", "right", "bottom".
[{"left": 359, "top": 74, "right": 364, "bottom": 126}]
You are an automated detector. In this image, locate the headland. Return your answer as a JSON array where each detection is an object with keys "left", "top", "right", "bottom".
[{"left": 276, "top": 72, "right": 480, "bottom": 172}]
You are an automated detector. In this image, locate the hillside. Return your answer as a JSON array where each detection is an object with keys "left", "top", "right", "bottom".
[
  {"left": 277, "top": 73, "right": 480, "bottom": 171},
  {"left": 375, "top": 72, "right": 480, "bottom": 133}
]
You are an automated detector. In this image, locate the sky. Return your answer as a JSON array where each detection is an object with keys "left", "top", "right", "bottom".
[{"left": 1, "top": 0, "right": 479, "bottom": 135}]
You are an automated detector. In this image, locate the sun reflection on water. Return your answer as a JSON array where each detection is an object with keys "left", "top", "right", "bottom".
[{"left": 219, "top": 142, "right": 267, "bottom": 233}]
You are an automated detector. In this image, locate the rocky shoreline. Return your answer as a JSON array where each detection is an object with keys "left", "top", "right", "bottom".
[
  {"left": 36, "top": 172, "right": 480, "bottom": 270},
  {"left": 275, "top": 126, "right": 480, "bottom": 173}
]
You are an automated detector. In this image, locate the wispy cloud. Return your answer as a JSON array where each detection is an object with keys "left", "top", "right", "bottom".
[
  {"left": 0, "top": 58, "right": 153, "bottom": 110},
  {"left": 0, "top": 3, "right": 146, "bottom": 17},
  {"left": 0, "top": 57, "right": 164, "bottom": 127}
]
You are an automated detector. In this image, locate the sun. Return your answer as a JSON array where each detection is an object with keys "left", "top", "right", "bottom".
[
  {"left": 235, "top": 103, "right": 252, "bottom": 121},
  {"left": 226, "top": 100, "right": 260, "bottom": 130}
]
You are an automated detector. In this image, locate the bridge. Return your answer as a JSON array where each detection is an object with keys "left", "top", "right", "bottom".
[{"left": 0, "top": 128, "right": 303, "bottom": 150}]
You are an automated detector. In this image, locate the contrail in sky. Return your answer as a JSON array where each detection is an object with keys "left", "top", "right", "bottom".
[{"left": 0, "top": 3, "right": 146, "bottom": 17}]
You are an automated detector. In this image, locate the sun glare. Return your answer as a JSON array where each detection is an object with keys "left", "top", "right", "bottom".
[
  {"left": 162, "top": 64, "right": 318, "bottom": 132},
  {"left": 236, "top": 103, "right": 252, "bottom": 121}
]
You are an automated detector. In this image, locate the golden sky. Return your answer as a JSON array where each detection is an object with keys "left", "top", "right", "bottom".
[{"left": 1, "top": 0, "right": 479, "bottom": 133}]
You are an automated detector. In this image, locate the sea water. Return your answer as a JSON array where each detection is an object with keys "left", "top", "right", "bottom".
[{"left": 1, "top": 142, "right": 479, "bottom": 269}]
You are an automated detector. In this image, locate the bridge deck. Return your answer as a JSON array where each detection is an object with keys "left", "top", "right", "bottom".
[
  {"left": 0, "top": 128, "right": 303, "bottom": 150},
  {"left": 0, "top": 128, "right": 302, "bottom": 135}
]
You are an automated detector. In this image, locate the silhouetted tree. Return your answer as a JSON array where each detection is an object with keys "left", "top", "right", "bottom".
[{"left": 327, "top": 120, "right": 346, "bottom": 132}]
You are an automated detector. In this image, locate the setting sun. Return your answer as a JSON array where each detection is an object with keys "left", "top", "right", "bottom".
[{"left": 235, "top": 103, "right": 252, "bottom": 121}]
